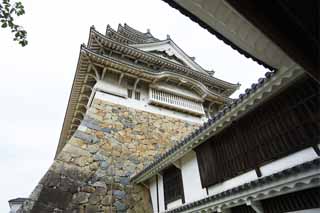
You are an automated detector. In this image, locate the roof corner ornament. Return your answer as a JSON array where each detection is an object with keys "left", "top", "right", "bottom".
[
  {"left": 166, "top": 34, "right": 171, "bottom": 40},
  {"left": 90, "top": 25, "right": 95, "bottom": 30},
  {"left": 207, "top": 69, "right": 215, "bottom": 76},
  {"left": 80, "top": 43, "right": 87, "bottom": 53},
  {"left": 147, "top": 28, "right": 150, "bottom": 33}
]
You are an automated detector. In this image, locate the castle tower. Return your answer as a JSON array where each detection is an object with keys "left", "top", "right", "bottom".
[{"left": 19, "top": 24, "right": 238, "bottom": 212}]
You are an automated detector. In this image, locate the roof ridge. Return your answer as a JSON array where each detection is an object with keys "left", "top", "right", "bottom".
[
  {"left": 88, "top": 28, "right": 239, "bottom": 90},
  {"left": 117, "top": 23, "right": 160, "bottom": 42}
]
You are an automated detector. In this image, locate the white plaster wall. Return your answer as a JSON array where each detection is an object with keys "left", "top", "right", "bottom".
[
  {"left": 158, "top": 175, "right": 165, "bottom": 213},
  {"left": 167, "top": 199, "right": 183, "bottom": 210},
  {"left": 94, "top": 90, "right": 203, "bottom": 124},
  {"left": 95, "top": 80, "right": 127, "bottom": 98},
  {"left": 149, "top": 176, "right": 158, "bottom": 213},
  {"left": 181, "top": 151, "right": 207, "bottom": 203},
  {"left": 208, "top": 169, "right": 258, "bottom": 196},
  {"left": 260, "top": 146, "right": 319, "bottom": 177}
]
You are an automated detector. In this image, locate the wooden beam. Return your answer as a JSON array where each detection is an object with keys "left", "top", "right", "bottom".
[
  {"left": 118, "top": 73, "right": 124, "bottom": 85},
  {"left": 92, "top": 35, "right": 104, "bottom": 49},
  {"left": 133, "top": 78, "right": 140, "bottom": 93},
  {"left": 91, "top": 65, "right": 101, "bottom": 80},
  {"left": 101, "top": 67, "right": 107, "bottom": 80},
  {"left": 246, "top": 200, "right": 264, "bottom": 213}
]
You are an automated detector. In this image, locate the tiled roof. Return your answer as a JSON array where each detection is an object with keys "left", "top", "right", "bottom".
[{"left": 8, "top": 198, "right": 28, "bottom": 204}]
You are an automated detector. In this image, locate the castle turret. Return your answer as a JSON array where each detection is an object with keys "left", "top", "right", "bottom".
[{"left": 19, "top": 24, "right": 237, "bottom": 212}]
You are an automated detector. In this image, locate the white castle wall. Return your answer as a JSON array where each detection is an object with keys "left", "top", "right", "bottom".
[
  {"left": 180, "top": 151, "right": 207, "bottom": 203},
  {"left": 148, "top": 145, "right": 320, "bottom": 211},
  {"left": 94, "top": 79, "right": 205, "bottom": 124}
]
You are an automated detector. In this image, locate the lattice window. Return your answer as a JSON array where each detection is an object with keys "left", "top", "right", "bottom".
[
  {"left": 163, "top": 166, "right": 185, "bottom": 209},
  {"left": 149, "top": 88, "right": 204, "bottom": 115},
  {"left": 196, "top": 76, "right": 320, "bottom": 187},
  {"left": 262, "top": 187, "right": 320, "bottom": 212}
]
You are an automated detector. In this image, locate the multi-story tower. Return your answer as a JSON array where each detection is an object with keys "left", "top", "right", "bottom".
[{"left": 18, "top": 24, "right": 238, "bottom": 212}]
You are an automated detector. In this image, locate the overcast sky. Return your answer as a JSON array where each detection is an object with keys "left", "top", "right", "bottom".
[{"left": 0, "top": 0, "right": 267, "bottom": 211}]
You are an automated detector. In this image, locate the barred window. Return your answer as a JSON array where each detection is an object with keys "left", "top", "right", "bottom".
[
  {"left": 135, "top": 91, "right": 140, "bottom": 100},
  {"left": 163, "top": 166, "right": 185, "bottom": 209},
  {"left": 127, "top": 78, "right": 141, "bottom": 100},
  {"left": 127, "top": 89, "right": 133, "bottom": 98},
  {"left": 196, "top": 76, "right": 320, "bottom": 187}
]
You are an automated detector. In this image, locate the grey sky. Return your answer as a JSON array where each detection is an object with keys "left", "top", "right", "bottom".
[{"left": 0, "top": 0, "right": 267, "bottom": 211}]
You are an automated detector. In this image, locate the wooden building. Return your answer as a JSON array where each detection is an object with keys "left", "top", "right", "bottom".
[
  {"left": 131, "top": 0, "right": 319, "bottom": 212},
  {"left": 14, "top": 23, "right": 239, "bottom": 212}
]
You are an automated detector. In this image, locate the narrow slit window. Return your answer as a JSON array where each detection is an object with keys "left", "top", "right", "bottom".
[{"left": 128, "top": 89, "right": 133, "bottom": 98}]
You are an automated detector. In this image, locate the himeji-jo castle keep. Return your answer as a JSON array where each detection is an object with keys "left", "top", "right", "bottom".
[{"left": 13, "top": 0, "right": 319, "bottom": 212}]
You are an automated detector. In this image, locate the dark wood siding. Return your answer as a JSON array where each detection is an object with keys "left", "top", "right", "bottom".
[
  {"left": 231, "top": 205, "right": 256, "bottom": 213},
  {"left": 196, "top": 76, "right": 320, "bottom": 187},
  {"left": 163, "top": 166, "right": 185, "bottom": 209},
  {"left": 262, "top": 187, "right": 320, "bottom": 212}
]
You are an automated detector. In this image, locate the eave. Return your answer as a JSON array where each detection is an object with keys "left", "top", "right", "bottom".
[
  {"left": 130, "top": 64, "right": 304, "bottom": 183},
  {"left": 55, "top": 46, "right": 232, "bottom": 157},
  {"left": 105, "top": 25, "right": 138, "bottom": 44},
  {"left": 83, "top": 46, "right": 231, "bottom": 103},
  {"left": 162, "top": 0, "right": 295, "bottom": 72},
  {"left": 119, "top": 23, "right": 160, "bottom": 42},
  {"left": 88, "top": 27, "right": 239, "bottom": 95},
  {"left": 123, "top": 23, "right": 159, "bottom": 41},
  {"left": 117, "top": 23, "right": 159, "bottom": 44}
]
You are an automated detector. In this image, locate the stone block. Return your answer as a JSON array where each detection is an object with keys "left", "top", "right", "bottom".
[
  {"left": 37, "top": 187, "right": 73, "bottom": 210},
  {"left": 74, "top": 130, "right": 99, "bottom": 144},
  {"left": 119, "top": 176, "right": 130, "bottom": 185},
  {"left": 95, "top": 186, "right": 107, "bottom": 196},
  {"left": 80, "top": 186, "right": 95, "bottom": 193},
  {"left": 114, "top": 200, "right": 127, "bottom": 211},
  {"left": 72, "top": 192, "right": 90, "bottom": 204},
  {"left": 63, "top": 144, "right": 91, "bottom": 158},
  {"left": 88, "top": 193, "right": 101, "bottom": 205},
  {"left": 113, "top": 190, "right": 126, "bottom": 199},
  {"left": 87, "top": 144, "right": 99, "bottom": 154},
  {"left": 101, "top": 195, "right": 113, "bottom": 206}
]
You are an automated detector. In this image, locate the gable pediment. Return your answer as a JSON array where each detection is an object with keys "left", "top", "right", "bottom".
[{"left": 130, "top": 40, "right": 207, "bottom": 74}]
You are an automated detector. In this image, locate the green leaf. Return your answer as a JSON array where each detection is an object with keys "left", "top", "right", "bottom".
[{"left": 1, "top": 22, "right": 7, "bottom": 28}]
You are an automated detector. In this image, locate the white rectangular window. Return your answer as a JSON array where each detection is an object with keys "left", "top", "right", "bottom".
[{"left": 149, "top": 88, "right": 204, "bottom": 115}]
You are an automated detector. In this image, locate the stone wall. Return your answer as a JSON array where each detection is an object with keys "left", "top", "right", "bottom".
[{"left": 20, "top": 98, "right": 199, "bottom": 212}]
